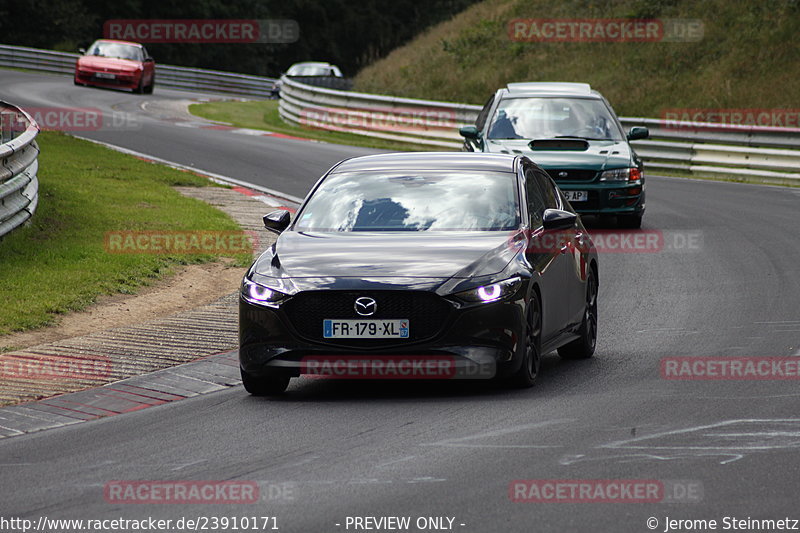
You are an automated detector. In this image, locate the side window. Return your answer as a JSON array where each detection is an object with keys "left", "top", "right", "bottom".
[
  {"left": 535, "top": 170, "right": 559, "bottom": 209},
  {"left": 475, "top": 95, "right": 495, "bottom": 131},
  {"left": 524, "top": 168, "right": 545, "bottom": 228}
]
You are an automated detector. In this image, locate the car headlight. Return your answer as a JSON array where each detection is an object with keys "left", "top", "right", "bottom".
[
  {"left": 455, "top": 276, "right": 522, "bottom": 304},
  {"left": 241, "top": 278, "right": 287, "bottom": 306},
  {"left": 599, "top": 167, "right": 641, "bottom": 182}
]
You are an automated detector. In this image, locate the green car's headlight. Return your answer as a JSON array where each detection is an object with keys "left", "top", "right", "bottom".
[
  {"left": 241, "top": 278, "right": 287, "bottom": 306},
  {"left": 455, "top": 276, "right": 522, "bottom": 304},
  {"left": 599, "top": 167, "right": 642, "bottom": 182}
]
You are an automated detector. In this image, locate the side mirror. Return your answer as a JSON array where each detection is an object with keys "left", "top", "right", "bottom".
[
  {"left": 627, "top": 126, "right": 649, "bottom": 141},
  {"left": 144, "top": 57, "right": 154, "bottom": 62},
  {"left": 459, "top": 125, "right": 480, "bottom": 140},
  {"left": 263, "top": 210, "right": 291, "bottom": 234},
  {"left": 78, "top": 48, "right": 86, "bottom": 55},
  {"left": 543, "top": 209, "right": 577, "bottom": 231}
]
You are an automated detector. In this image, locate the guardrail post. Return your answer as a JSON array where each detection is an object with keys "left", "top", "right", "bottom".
[{"left": 0, "top": 110, "right": 14, "bottom": 143}]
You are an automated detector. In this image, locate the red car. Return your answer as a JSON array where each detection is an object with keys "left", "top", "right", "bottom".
[{"left": 74, "top": 39, "right": 155, "bottom": 94}]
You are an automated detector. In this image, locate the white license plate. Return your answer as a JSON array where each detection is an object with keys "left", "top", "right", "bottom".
[
  {"left": 95, "top": 72, "right": 116, "bottom": 79},
  {"left": 565, "top": 190, "right": 588, "bottom": 202},
  {"left": 323, "top": 319, "right": 409, "bottom": 339}
]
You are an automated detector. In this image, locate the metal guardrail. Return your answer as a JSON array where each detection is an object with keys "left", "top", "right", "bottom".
[
  {"left": 0, "top": 44, "right": 277, "bottom": 98},
  {"left": 280, "top": 77, "right": 800, "bottom": 181},
  {"left": 619, "top": 117, "right": 800, "bottom": 181},
  {"left": 0, "top": 101, "right": 39, "bottom": 239},
  {"left": 279, "top": 76, "right": 481, "bottom": 148},
  {"left": 286, "top": 76, "right": 353, "bottom": 91}
]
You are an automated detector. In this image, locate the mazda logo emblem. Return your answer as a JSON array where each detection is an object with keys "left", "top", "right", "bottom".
[
  {"left": 558, "top": 171, "right": 568, "bottom": 178},
  {"left": 354, "top": 297, "right": 377, "bottom": 316}
]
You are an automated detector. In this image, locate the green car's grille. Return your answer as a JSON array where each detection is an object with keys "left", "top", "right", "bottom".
[{"left": 545, "top": 169, "right": 597, "bottom": 181}]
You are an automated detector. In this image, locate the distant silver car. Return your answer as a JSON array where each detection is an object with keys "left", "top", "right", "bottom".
[{"left": 271, "top": 62, "right": 344, "bottom": 97}]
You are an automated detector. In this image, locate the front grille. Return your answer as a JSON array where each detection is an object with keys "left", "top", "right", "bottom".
[
  {"left": 546, "top": 168, "right": 597, "bottom": 182},
  {"left": 91, "top": 75, "right": 130, "bottom": 85},
  {"left": 282, "top": 290, "right": 452, "bottom": 348}
]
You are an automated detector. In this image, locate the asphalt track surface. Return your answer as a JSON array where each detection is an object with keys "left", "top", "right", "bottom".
[{"left": 1, "top": 70, "right": 800, "bottom": 532}]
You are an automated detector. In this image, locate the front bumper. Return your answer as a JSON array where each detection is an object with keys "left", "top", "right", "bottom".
[
  {"left": 239, "top": 291, "right": 528, "bottom": 381},
  {"left": 557, "top": 181, "right": 645, "bottom": 216},
  {"left": 74, "top": 69, "right": 141, "bottom": 90}
]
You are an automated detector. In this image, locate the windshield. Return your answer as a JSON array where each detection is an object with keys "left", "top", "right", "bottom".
[
  {"left": 87, "top": 41, "right": 143, "bottom": 61},
  {"left": 294, "top": 171, "right": 520, "bottom": 232},
  {"left": 487, "top": 97, "right": 623, "bottom": 141}
]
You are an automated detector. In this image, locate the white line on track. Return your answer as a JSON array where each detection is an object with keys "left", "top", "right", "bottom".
[{"left": 603, "top": 419, "right": 800, "bottom": 451}]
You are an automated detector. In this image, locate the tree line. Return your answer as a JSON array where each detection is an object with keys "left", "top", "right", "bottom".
[{"left": 1, "top": 0, "right": 479, "bottom": 77}]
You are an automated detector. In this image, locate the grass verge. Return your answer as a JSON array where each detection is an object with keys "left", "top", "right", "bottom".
[
  {"left": 0, "top": 131, "right": 252, "bottom": 336},
  {"left": 188, "top": 100, "right": 440, "bottom": 152}
]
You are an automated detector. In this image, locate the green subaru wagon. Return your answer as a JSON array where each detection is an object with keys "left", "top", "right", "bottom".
[{"left": 460, "top": 82, "right": 649, "bottom": 228}]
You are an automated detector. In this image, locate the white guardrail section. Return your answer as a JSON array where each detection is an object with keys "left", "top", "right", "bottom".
[
  {"left": 0, "top": 101, "right": 39, "bottom": 239},
  {"left": 279, "top": 76, "right": 800, "bottom": 182},
  {"left": 0, "top": 44, "right": 277, "bottom": 98},
  {"left": 279, "top": 76, "right": 479, "bottom": 149}
]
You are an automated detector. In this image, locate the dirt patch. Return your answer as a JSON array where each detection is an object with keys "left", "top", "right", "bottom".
[{"left": 0, "top": 260, "right": 245, "bottom": 352}]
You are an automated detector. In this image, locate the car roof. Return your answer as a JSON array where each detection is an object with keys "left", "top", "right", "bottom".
[
  {"left": 503, "top": 82, "right": 600, "bottom": 98},
  {"left": 92, "top": 39, "right": 143, "bottom": 48},
  {"left": 290, "top": 61, "right": 336, "bottom": 68},
  {"left": 330, "top": 152, "right": 519, "bottom": 174}
]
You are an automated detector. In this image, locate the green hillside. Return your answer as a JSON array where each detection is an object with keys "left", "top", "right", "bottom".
[{"left": 353, "top": 0, "right": 800, "bottom": 117}]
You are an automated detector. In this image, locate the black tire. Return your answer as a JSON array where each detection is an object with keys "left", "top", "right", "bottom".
[
  {"left": 144, "top": 77, "right": 154, "bottom": 94},
  {"left": 134, "top": 77, "right": 145, "bottom": 94},
  {"left": 558, "top": 270, "right": 597, "bottom": 359},
  {"left": 617, "top": 213, "right": 642, "bottom": 229},
  {"left": 508, "top": 291, "right": 542, "bottom": 388},
  {"left": 241, "top": 368, "right": 290, "bottom": 396}
]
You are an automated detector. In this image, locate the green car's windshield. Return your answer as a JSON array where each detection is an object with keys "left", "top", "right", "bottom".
[
  {"left": 294, "top": 171, "right": 520, "bottom": 232},
  {"left": 487, "top": 97, "right": 624, "bottom": 141}
]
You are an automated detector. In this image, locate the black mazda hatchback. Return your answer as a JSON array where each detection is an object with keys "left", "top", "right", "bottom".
[{"left": 239, "top": 152, "right": 598, "bottom": 394}]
